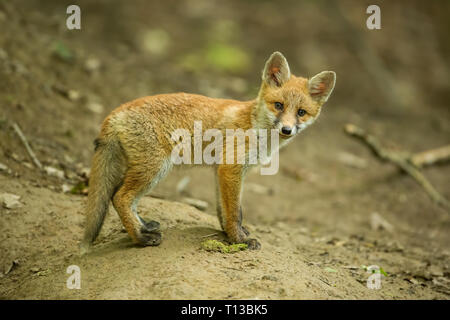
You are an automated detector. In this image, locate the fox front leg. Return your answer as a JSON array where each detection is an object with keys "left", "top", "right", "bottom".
[
  {"left": 214, "top": 170, "right": 225, "bottom": 231},
  {"left": 217, "top": 164, "right": 261, "bottom": 250},
  {"left": 215, "top": 173, "right": 249, "bottom": 235}
]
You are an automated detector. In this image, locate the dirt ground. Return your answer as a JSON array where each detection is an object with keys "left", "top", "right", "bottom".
[{"left": 0, "top": 1, "right": 449, "bottom": 299}]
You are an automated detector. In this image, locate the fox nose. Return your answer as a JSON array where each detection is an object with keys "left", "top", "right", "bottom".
[{"left": 281, "top": 126, "right": 292, "bottom": 135}]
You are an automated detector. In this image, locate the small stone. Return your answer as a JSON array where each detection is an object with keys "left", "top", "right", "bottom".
[
  {"left": 44, "top": 166, "right": 65, "bottom": 179},
  {"left": 67, "top": 90, "right": 81, "bottom": 101},
  {"left": 370, "top": 212, "right": 394, "bottom": 232},
  {"left": 76, "top": 166, "right": 90, "bottom": 178},
  {"left": 427, "top": 265, "right": 444, "bottom": 277},
  {"left": 84, "top": 57, "right": 101, "bottom": 73},
  {"left": 52, "top": 85, "right": 80, "bottom": 101},
  {"left": 432, "top": 277, "right": 450, "bottom": 289},
  {"left": 64, "top": 154, "right": 75, "bottom": 164},
  {"left": 30, "top": 267, "right": 40, "bottom": 273},
  {"left": 22, "top": 162, "right": 33, "bottom": 169},
  {"left": 11, "top": 61, "right": 28, "bottom": 75},
  {"left": 0, "top": 193, "right": 22, "bottom": 209},
  {"left": 261, "top": 275, "right": 278, "bottom": 281},
  {"left": 61, "top": 184, "right": 72, "bottom": 193},
  {"left": 0, "top": 162, "right": 11, "bottom": 174},
  {"left": 86, "top": 102, "right": 104, "bottom": 114},
  {"left": 10, "top": 153, "right": 22, "bottom": 162}
]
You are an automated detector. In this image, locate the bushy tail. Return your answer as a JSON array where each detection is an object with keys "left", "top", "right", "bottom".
[{"left": 80, "top": 138, "right": 124, "bottom": 254}]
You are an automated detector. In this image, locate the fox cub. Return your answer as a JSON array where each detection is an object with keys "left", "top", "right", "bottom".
[{"left": 80, "top": 52, "right": 335, "bottom": 253}]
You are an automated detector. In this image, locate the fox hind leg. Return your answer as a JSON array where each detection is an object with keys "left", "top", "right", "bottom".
[
  {"left": 113, "top": 159, "right": 171, "bottom": 246},
  {"left": 138, "top": 215, "right": 160, "bottom": 232},
  {"left": 113, "top": 174, "right": 161, "bottom": 246}
]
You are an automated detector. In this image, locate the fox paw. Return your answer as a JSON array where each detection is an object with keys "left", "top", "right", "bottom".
[
  {"left": 244, "top": 238, "right": 261, "bottom": 250},
  {"left": 138, "top": 215, "right": 160, "bottom": 232},
  {"left": 143, "top": 220, "right": 160, "bottom": 231},
  {"left": 138, "top": 229, "right": 162, "bottom": 246}
]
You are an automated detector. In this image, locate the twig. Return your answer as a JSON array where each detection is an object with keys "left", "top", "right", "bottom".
[
  {"left": 12, "top": 122, "right": 43, "bottom": 170},
  {"left": 148, "top": 192, "right": 167, "bottom": 199},
  {"left": 410, "top": 145, "right": 450, "bottom": 168},
  {"left": 200, "top": 233, "right": 219, "bottom": 239},
  {"left": 344, "top": 124, "right": 449, "bottom": 210},
  {"left": 223, "top": 266, "right": 243, "bottom": 272}
]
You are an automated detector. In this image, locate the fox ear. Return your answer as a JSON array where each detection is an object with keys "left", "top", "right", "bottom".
[
  {"left": 308, "top": 71, "right": 336, "bottom": 105},
  {"left": 262, "top": 52, "right": 291, "bottom": 87}
]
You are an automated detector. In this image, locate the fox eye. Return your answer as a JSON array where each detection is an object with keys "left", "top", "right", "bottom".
[
  {"left": 274, "top": 102, "right": 284, "bottom": 110},
  {"left": 298, "top": 108, "right": 306, "bottom": 117}
]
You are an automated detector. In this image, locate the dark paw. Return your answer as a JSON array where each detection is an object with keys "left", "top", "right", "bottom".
[
  {"left": 138, "top": 229, "right": 162, "bottom": 246},
  {"left": 244, "top": 238, "right": 261, "bottom": 250},
  {"left": 143, "top": 220, "right": 160, "bottom": 231},
  {"left": 241, "top": 225, "right": 250, "bottom": 237}
]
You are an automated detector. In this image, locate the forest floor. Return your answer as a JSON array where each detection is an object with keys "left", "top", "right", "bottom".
[{"left": 0, "top": 1, "right": 449, "bottom": 299}]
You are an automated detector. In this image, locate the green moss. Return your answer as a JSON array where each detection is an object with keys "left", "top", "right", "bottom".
[
  {"left": 201, "top": 239, "right": 248, "bottom": 253},
  {"left": 52, "top": 41, "right": 74, "bottom": 62},
  {"left": 70, "top": 181, "right": 87, "bottom": 195}
]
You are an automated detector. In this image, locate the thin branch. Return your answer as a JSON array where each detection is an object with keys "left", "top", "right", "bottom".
[
  {"left": 344, "top": 124, "right": 449, "bottom": 210},
  {"left": 200, "top": 233, "right": 219, "bottom": 239},
  {"left": 12, "top": 122, "right": 43, "bottom": 170},
  {"left": 410, "top": 145, "right": 450, "bottom": 168}
]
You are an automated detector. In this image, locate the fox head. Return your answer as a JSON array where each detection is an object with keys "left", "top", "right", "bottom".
[{"left": 255, "top": 51, "right": 336, "bottom": 139}]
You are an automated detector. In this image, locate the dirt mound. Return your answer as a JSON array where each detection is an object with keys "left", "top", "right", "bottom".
[{"left": 0, "top": 175, "right": 447, "bottom": 299}]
